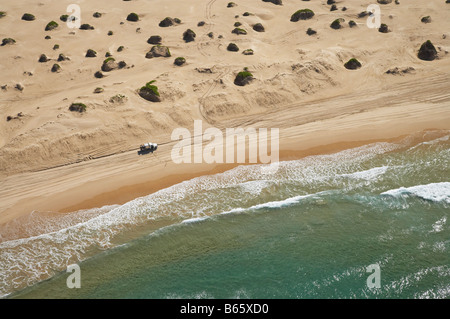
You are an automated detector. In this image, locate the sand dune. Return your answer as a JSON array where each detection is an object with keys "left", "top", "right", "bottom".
[{"left": 0, "top": 0, "right": 449, "bottom": 225}]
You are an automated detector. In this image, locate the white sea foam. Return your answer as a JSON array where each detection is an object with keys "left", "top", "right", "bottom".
[
  {"left": 181, "top": 216, "right": 209, "bottom": 224},
  {"left": 381, "top": 182, "right": 450, "bottom": 203},
  {"left": 339, "top": 166, "right": 388, "bottom": 180},
  {"left": 431, "top": 217, "right": 447, "bottom": 233}
]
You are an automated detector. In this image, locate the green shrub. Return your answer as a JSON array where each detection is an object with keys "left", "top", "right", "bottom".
[
  {"left": 0, "top": 12, "right": 6, "bottom": 19},
  {"left": 344, "top": 58, "right": 362, "bottom": 70},
  {"left": 227, "top": 43, "right": 239, "bottom": 52},
  {"left": 51, "top": 63, "right": 61, "bottom": 73},
  {"left": 86, "top": 49, "right": 97, "bottom": 57},
  {"left": 21, "top": 13, "right": 36, "bottom": 21},
  {"left": 45, "top": 21, "right": 59, "bottom": 31},
  {"left": 174, "top": 57, "right": 186, "bottom": 66},
  {"left": 237, "top": 71, "right": 253, "bottom": 78},
  {"left": 418, "top": 40, "right": 437, "bottom": 61},
  {"left": 330, "top": 19, "right": 343, "bottom": 29},
  {"left": 232, "top": 27, "right": 247, "bottom": 35},
  {"left": 1, "top": 38, "right": 16, "bottom": 46},
  {"left": 291, "top": 9, "right": 315, "bottom": 22},
  {"left": 69, "top": 103, "right": 87, "bottom": 113},
  {"left": 127, "top": 12, "right": 139, "bottom": 22},
  {"left": 234, "top": 70, "right": 254, "bottom": 86},
  {"left": 80, "top": 23, "right": 94, "bottom": 30},
  {"left": 421, "top": 16, "right": 431, "bottom": 23},
  {"left": 140, "top": 80, "right": 160, "bottom": 97},
  {"left": 60, "top": 14, "right": 68, "bottom": 22},
  {"left": 103, "top": 57, "right": 115, "bottom": 64},
  {"left": 139, "top": 80, "right": 161, "bottom": 102}
]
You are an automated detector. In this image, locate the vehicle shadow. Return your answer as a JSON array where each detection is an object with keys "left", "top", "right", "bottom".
[{"left": 137, "top": 149, "right": 155, "bottom": 156}]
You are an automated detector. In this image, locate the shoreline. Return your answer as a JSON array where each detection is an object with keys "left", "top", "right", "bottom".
[
  {"left": 59, "top": 136, "right": 405, "bottom": 214},
  {"left": 1, "top": 124, "right": 448, "bottom": 231}
]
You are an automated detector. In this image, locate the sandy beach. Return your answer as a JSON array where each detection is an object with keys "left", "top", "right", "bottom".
[{"left": 1, "top": 0, "right": 449, "bottom": 234}]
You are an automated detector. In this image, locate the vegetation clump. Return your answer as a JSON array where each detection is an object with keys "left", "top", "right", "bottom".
[
  {"left": 45, "top": 21, "right": 59, "bottom": 31},
  {"left": 174, "top": 57, "right": 186, "bottom": 66},
  {"left": 330, "top": 18, "right": 344, "bottom": 29},
  {"left": 80, "top": 23, "right": 94, "bottom": 30},
  {"left": 109, "top": 94, "right": 127, "bottom": 104},
  {"left": 138, "top": 80, "right": 161, "bottom": 102},
  {"left": 227, "top": 2, "right": 237, "bottom": 7},
  {"left": 147, "top": 35, "right": 162, "bottom": 44},
  {"left": 86, "top": 49, "right": 97, "bottom": 57},
  {"left": 183, "top": 29, "right": 196, "bottom": 42},
  {"left": 227, "top": 43, "right": 239, "bottom": 52},
  {"left": 242, "top": 49, "right": 254, "bottom": 55},
  {"left": 127, "top": 13, "right": 139, "bottom": 22},
  {"left": 290, "top": 9, "right": 315, "bottom": 22},
  {"left": 253, "top": 23, "right": 265, "bottom": 32},
  {"left": 344, "top": 58, "right": 362, "bottom": 70},
  {"left": 378, "top": 23, "right": 390, "bottom": 33},
  {"left": 69, "top": 103, "right": 87, "bottom": 113},
  {"left": 51, "top": 63, "right": 61, "bottom": 73},
  {"left": 145, "top": 45, "right": 171, "bottom": 58},
  {"left": 159, "top": 17, "right": 180, "bottom": 27},
  {"left": 38, "top": 54, "right": 49, "bottom": 63},
  {"left": 263, "top": 0, "right": 282, "bottom": 5},
  {"left": 418, "top": 40, "right": 437, "bottom": 61},
  {"left": 234, "top": 69, "right": 254, "bottom": 86},
  {"left": 421, "top": 16, "right": 431, "bottom": 24},
  {"left": 21, "top": 13, "right": 36, "bottom": 21},
  {"left": 232, "top": 27, "right": 247, "bottom": 35},
  {"left": 1, "top": 38, "right": 16, "bottom": 46},
  {"left": 306, "top": 28, "right": 317, "bottom": 35},
  {"left": 58, "top": 53, "right": 70, "bottom": 61}
]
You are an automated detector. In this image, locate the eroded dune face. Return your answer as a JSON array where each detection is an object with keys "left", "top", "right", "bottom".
[{"left": 0, "top": 0, "right": 449, "bottom": 176}]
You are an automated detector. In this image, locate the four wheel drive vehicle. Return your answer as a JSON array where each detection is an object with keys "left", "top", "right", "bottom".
[{"left": 140, "top": 143, "right": 158, "bottom": 152}]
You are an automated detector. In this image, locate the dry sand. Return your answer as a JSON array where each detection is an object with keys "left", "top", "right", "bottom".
[{"left": 0, "top": 0, "right": 449, "bottom": 230}]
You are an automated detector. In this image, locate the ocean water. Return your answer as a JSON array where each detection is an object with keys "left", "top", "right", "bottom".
[{"left": 2, "top": 130, "right": 449, "bottom": 299}]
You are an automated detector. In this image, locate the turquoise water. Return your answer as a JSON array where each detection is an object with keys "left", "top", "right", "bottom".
[{"left": 2, "top": 131, "right": 449, "bottom": 299}]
